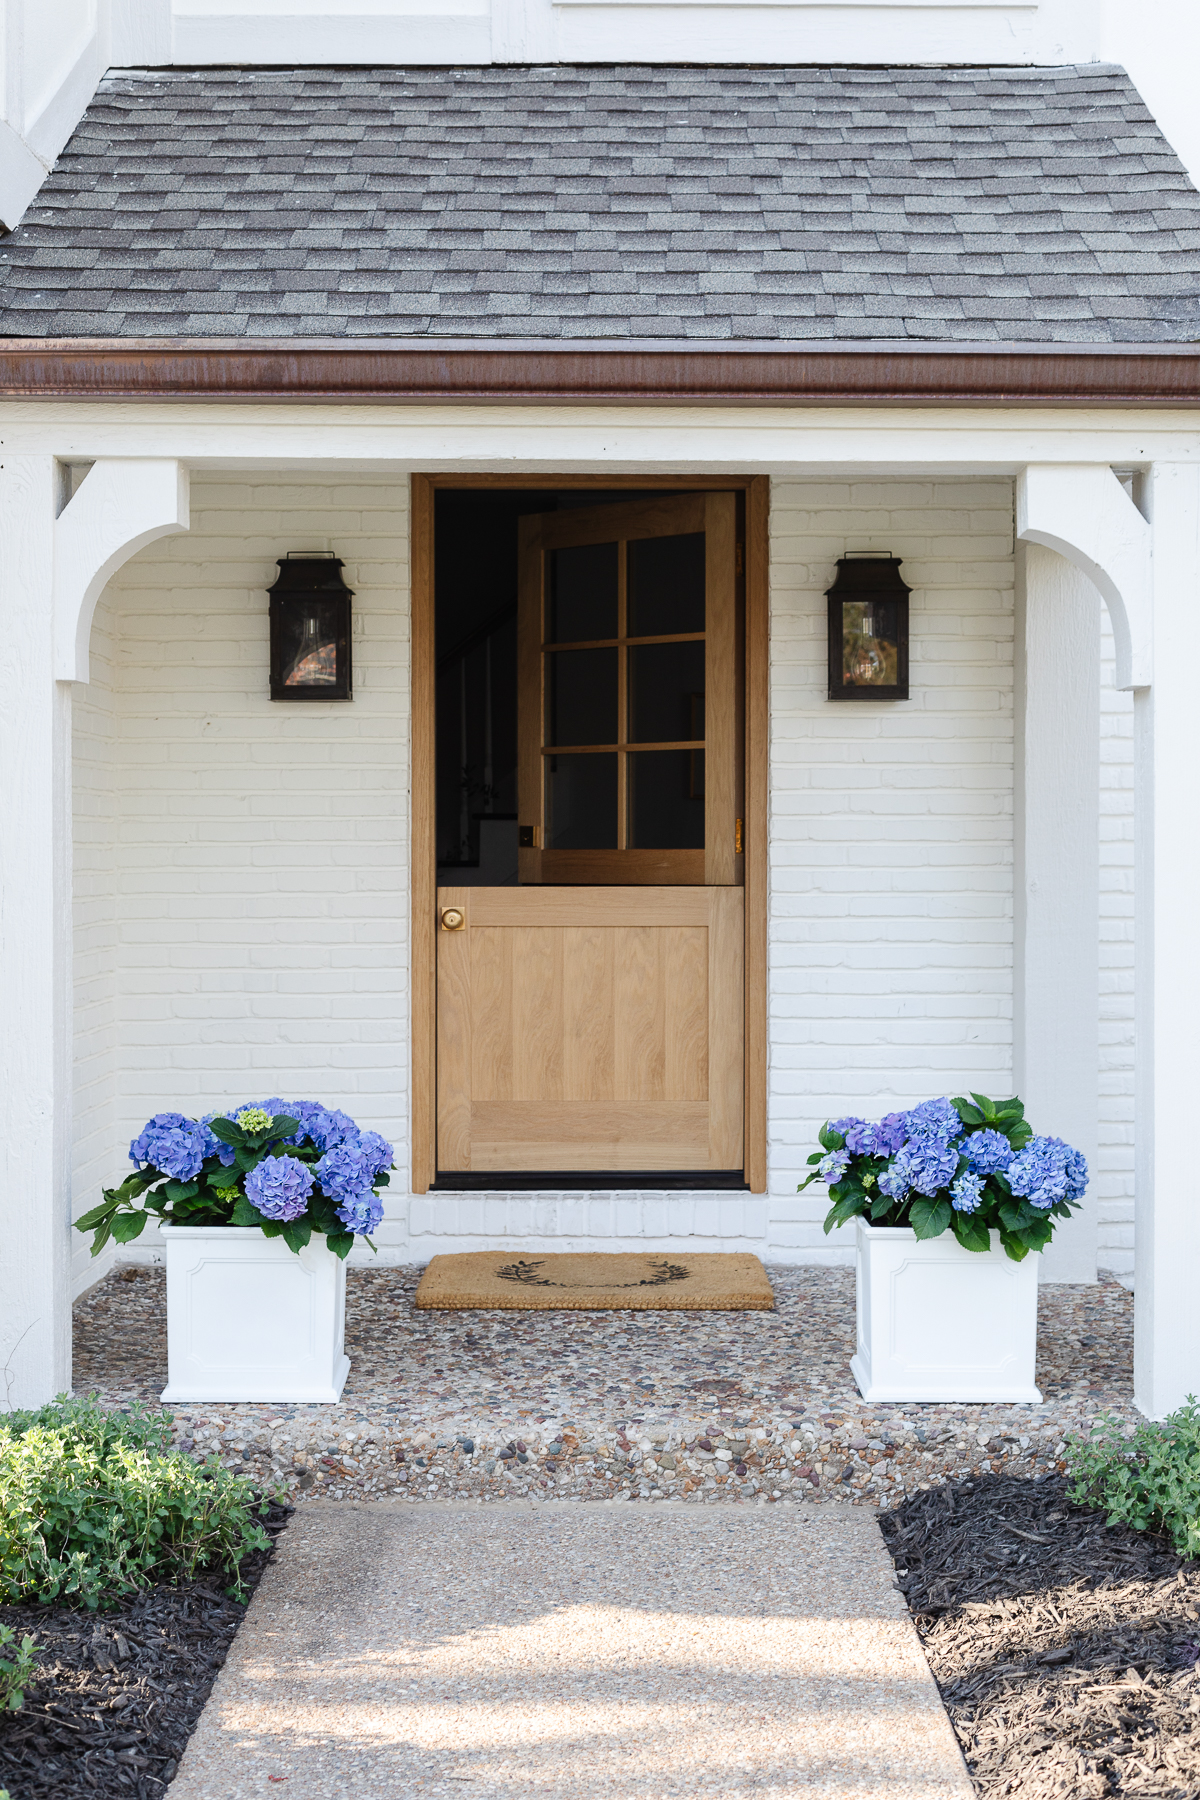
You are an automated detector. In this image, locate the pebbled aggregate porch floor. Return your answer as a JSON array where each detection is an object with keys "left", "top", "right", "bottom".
[{"left": 73, "top": 1264, "right": 1136, "bottom": 1512}]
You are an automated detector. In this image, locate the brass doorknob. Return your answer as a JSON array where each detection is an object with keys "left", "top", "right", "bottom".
[{"left": 440, "top": 907, "right": 466, "bottom": 932}]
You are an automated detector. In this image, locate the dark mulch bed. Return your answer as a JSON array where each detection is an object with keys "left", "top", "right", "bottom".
[
  {"left": 0, "top": 1498, "right": 290, "bottom": 1800},
  {"left": 881, "top": 1475, "right": 1200, "bottom": 1798}
]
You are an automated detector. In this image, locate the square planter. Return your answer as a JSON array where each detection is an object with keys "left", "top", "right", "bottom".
[
  {"left": 160, "top": 1223, "right": 350, "bottom": 1404},
  {"left": 851, "top": 1218, "right": 1042, "bottom": 1404}
]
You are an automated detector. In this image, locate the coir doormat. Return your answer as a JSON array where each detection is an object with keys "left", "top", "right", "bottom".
[{"left": 413, "top": 1252, "right": 774, "bottom": 1311}]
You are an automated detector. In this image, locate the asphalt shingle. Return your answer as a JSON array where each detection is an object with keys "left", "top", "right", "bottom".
[{"left": 1, "top": 61, "right": 1198, "bottom": 341}]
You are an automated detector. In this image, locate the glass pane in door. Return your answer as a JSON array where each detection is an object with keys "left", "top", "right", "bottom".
[
  {"left": 628, "top": 750, "right": 705, "bottom": 848},
  {"left": 627, "top": 532, "right": 706, "bottom": 636},
  {"left": 545, "top": 752, "right": 619, "bottom": 849},
  {"left": 548, "top": 542, "right": 618, "bottom": 643},
  {"left": 628, "top": 640, "right": 705, "bottom": 743},
  {"left": 548, "top": 647, "right": 619, "bottom": 746}
]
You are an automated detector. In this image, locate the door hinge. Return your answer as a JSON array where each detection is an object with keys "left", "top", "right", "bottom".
[
  {"left": 519, "top": 825, "right": 539, "bottom": 848},
  {"left": 735, "top": 818, "right": 744, "bottom": 855},
  {"left": 735, "top": 542, "right": 744, "bottom": 576}
]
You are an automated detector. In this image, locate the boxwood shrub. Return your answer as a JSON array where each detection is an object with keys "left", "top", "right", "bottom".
[
  {"left": 1066, "top": 1397, "right": 1200, "bottom": 1558},
  {"left": 0, "top": 1397, "right": 272, "bottom": 1610}
]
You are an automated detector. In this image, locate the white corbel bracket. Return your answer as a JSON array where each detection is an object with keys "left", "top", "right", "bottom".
[
  {"left": 54, "top": 459, "right": 190, "bottom": 682},
  {"left": 1016, "top": 464, "right": 1151, "bottom": 691}
]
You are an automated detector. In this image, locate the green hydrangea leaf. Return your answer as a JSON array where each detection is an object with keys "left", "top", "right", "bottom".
[
  {"left": 205, "top": 1116, "right": 243, "bottom": 1147},
  {"left": 74, "top": 1201, "right": 116, "bottom": 1233},
  {"left": 109, "top": 1211, "right": 148, "bottom": 1245},
  {"left": 951, "top": 1211, "right": 991, "bottom": 1254},
  {"left": 909, "top": 1196, "right": 952, "bottom": 1240}
]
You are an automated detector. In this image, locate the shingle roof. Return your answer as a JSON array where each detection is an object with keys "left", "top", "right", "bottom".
[{"left": 3, "top": 61, "right": 1200, "bottom": 342}]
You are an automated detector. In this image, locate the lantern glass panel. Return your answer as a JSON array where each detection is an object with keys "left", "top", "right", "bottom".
[
  {"left": 840, "top": 597, "right": 901, "bottom": 689},
  {"left": 278, "top": 597, "right": 341, "bottom": 690}
]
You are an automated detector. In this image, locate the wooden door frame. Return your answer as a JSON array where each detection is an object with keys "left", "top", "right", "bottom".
[{"left": 410, "top": 472, "right": 769, "bottom": 1195}]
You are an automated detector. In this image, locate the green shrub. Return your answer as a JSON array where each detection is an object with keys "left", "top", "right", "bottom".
[
  {"left": 0, "top": 1397, "right": 272, "bottom": 1610},
  {"left": 1065, "top": 1397, "right": 1200, "bottom": 1558},
  {"left": 0, "top": 1623, "right": 36, "bottom": 1710}
]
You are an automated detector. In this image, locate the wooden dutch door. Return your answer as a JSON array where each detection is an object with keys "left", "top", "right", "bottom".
[{"left": 436, "top": 492, "right": 745, "bottom": 1178}]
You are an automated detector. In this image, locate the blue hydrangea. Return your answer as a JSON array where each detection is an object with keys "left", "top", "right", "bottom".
[
  {"left": 904, "top": 1097, "right": 963, "bottom": 1143},
  {"left": 199, "top": 1113, "right": 237, "bottom": 1166},
  {"left": 335, "top": 1191, "right": 385, "bottom": 1236},
  {"left": 867, "top": 1112, "right": 909, "bottom": 1158},
  {"left": 961, "top": 1128, "right": 1012, "bottom": 1175},
  {"left": 950, "top": 1171, "right": 986, "bottom": 1213},
  {"left": 818, "top": 1148, "right": 851, "bottom": 1185},
  {"left": 315, "top": 1134, "right": 382, "bottom": 1204},
  {"left": 878, "top": 1159, "right": 911, "bottom": 1201},
  {"left": 244, "top": 1154, "right": 314, "bottom": 1223},
  {"left": 887, "top": 1136, "right": 961, "bottom": 1199},
  {"left": 129, "top": 1113, "right": 209, "bottom": 1181},
  {"left": 1008, "top": 1136, "right": 1088, "bottom": 1210},
  {"left": 355, "top": 1130, "right": 394, "bottom": 1177},
  {"left": 829, "top": 1117, "right": 870, "bottom": 1154},
  {"left": 289, "top": 1103, "right": 358, "bottom": 1154}
]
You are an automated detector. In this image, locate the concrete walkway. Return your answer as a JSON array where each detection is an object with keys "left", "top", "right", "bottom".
[{"left": 169, "top": 1501, "right": 972, "bottom": 1799}]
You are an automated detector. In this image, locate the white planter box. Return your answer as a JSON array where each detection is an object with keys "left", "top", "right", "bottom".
[
  {"left": 851, "top": 1219, "right": 1042, "bottom": 1404},
  {"left": 160, "top": 1224, "right": 350, "bottom": 1405}
]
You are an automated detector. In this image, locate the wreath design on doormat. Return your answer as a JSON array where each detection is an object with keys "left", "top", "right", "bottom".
[{"left": 495, "top": 1258, "right": 691, "bottom": 1290}]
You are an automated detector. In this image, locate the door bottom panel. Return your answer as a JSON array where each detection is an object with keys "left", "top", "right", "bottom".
[{"left": 436, "top": 884, "right": 744, "bottom": 1177}]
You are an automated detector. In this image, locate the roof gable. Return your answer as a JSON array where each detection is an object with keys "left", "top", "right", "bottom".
[{"left": 3, "top": 62, "right": 1199, "bottom": 343}]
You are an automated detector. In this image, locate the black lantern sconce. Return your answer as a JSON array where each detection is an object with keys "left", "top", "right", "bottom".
[
  {"left": 826, "top": 553, "right": 910, "bottom": 701},
  {"left": 268, "top": 553, "right": 353, "bottom": 702}
]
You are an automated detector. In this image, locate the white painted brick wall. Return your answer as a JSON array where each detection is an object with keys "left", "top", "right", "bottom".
[
  {"left": 765, "top": 480, "right": 1015, "bottom": 1261},
  {"left": 1098, "top": 608, "right": 1135, "bottom": 1277}
]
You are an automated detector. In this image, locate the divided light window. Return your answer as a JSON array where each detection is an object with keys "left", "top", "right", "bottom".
[{"left": 517, "top": 492, "right": 741, "bottom": 886}]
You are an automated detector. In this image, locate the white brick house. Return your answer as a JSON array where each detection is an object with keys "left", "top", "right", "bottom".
[{"left": 1, "top": 1, "right": 1199, "bottom": 1421}]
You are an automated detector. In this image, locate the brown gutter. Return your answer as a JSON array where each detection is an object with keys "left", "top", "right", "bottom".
[{"left": 2, "top": 339, "right": 1200, "bottom": 404}]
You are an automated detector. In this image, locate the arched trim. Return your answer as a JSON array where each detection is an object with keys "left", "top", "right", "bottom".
[
  {"left": 53, "top": 459, "right": 190, "bottom": 683},
  {"left": 1015, "top": 464, "right": 1151, "bottom": 690}
]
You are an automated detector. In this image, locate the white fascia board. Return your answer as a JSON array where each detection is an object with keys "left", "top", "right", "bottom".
[
  {"left": 171, "top": 10, "right": 491, "bottom": 60},
  {"left": 24, "top": 33, "right": 106, "bottom": 170},
  {"left": 0, "top": 118, "right": 49, "bottom": 233},
  {"left": 2, "top": 402, "right": 1197, "bottom": 471}
]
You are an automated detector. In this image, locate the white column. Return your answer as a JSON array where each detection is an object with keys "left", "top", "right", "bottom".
[
  {"left": 0, "top": 455, "right": 73, "bottom": 1406},
  {"left": 1013, "top": 542, "right": 1100, "bottom": 1283},
  {"left": 1134, "top": 462, "right": 1200, "bottom": 1418}
]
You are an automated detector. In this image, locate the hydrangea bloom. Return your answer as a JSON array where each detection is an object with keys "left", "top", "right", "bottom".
[
  {"left": 877, "top": 1160, "right": 910, "bottom": 1201},
  {"left": 904, "top": 1097, "right": 962, "bottom": 1143},
  {"left": 829, "top": 1117, "right": 871, "bottom": 1155},
  {"left": 818, "top": 1148, "right": 851, "bottom": 1185},
  {"left": 290, "top": 1104, "right": 358, "bottom": 1154},
  {"left": 355, "top": 1130, "right": 394, "bottom": 1178},
  {"left": 868, "top": 1112, "right": 909, "bottom": 1158},
  {"left": 335, "top": 1191, "right": 385, "bottom": 1236},
  {"left": 199, "top": 1113, "right": 237, "bottom": 1166},
  {"left": 950, "top": 1171, "right": 986, "bottom": 1213},
  {"left": 245, "top": 1154, "right": 314, "bottom": 1223},
  {"left": 236, "top": 1107, "right": 274, "bottom": 1134},
  {"left": 891, "top": 1136, "right": 961, "bottom": 1198},
  {"left": 315, "top": 1134, "right": 382, "bottom": 1203},
  {"left": 961, "top": 1129, "right": 1012, "bottom": 1175},
  {"left": 129, "top": 1113, "right": 209, "bottom": 1181},
  {"left": 1008, "top": 1136, "right": 1089, "bottom": 1210}
]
